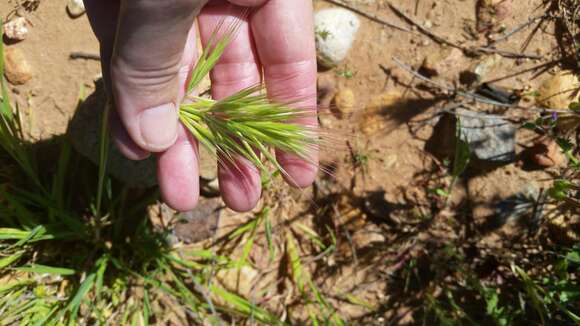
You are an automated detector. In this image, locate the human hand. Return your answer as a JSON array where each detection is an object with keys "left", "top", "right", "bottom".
[{"left": 84, "top": 0, "right": 318, "bottom": 212}]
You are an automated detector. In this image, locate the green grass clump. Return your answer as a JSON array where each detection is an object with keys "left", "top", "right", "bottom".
[{"left": 0, "top": 18, "right": 343, "bottom": 325}]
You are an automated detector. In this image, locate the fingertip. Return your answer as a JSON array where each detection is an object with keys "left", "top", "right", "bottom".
[
  {"left": 278, "top": 152, "right": 318, "bottom": 188},
  {"left": 164, "top": 191, "right": 199, "bottom": 213},
  {"left": 137, "top": 103, "right": 179, "bottom": 152},
  {"left": 158, "top": 127, "right": 200, "bottom": 212},
  {"left": 218, "top": 158, "right": 262, "bottom": 212}
]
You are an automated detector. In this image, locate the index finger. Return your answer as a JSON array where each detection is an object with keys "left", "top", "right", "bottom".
[{"left": 250, "top": 0, "right": 319, "bottom": 187}]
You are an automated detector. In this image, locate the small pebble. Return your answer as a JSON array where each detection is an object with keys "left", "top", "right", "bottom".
[
  {"left": 333, "top": 87, "right": 356, "bottom": 118},
  {"left": 3, "top": 17, "right": 29, "bottom": 42},
  {"left": 67, "top": 0, "right": 86, "bottom": 18},
  {"left": 461, "top": 54, "right": 501, "bottom": 86},
  {"left": 3, "top": 47, "right": 33, "bottom": 85},
  {"left": 526, "top": 138, "right": 566, "bottom": 168},
  {"left": 473, "top": 54, "right": 501, "bottom": 81}
]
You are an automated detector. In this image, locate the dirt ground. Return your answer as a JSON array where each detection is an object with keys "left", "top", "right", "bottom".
[{"left": 1, "top": 0, "right": 576, "bottom": 323}]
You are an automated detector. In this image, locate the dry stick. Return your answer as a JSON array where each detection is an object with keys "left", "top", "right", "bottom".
[
  {"left": 476, "top": 47, "right": 543, "bottom": 59},
  {"left": 487, "top": 14, "right": 548, "bottom": 47},
  {"left": 521, "top": 13, "right": 548, "bottom": 53},
  {"left": 386, "top": 2, "right": 466, "bottom": 51},
  {"left": 388, "top": 59, "right": 519, "bottom": 110},
  {"left": 386, "top": 2, "right": 543, "bottom": 60},
  {"left": 389, "top": 57, "right": 572, "bottom": 114},
  {"left": 322, "top": 0, "right": 412, "bottom": 33},
  {"left": 482, "top": 59, "right": 561, "bottom": 85}
]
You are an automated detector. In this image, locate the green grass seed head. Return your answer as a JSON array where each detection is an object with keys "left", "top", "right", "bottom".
[{"left": 180, "top": 17, "right": 321, "bottom": 180}]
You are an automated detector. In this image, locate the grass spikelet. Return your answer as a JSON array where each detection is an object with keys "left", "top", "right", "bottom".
[{"left": 180, "top": 15, "right": 320, "bottom": 179}]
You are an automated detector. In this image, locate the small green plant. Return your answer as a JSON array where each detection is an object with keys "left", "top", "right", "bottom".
[
  {"left": 335, "top": 66, "right": 355, "bottom": 79},
  {"left": 353, "top": 151, "right": 369, "bottom": 169},
  {"left": 522, "top": 101, "right": 579, "bottom": 208}
]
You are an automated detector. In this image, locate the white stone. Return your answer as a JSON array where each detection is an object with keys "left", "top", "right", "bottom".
[
  {"left": 3, "top": 17, "right": 29, "bottom": 42},
  {"left": 67, "top": 0, "right": 86, "bottom": 18},
  {"left": 315, "top": 8, "right": 360, "bottom": 68}
]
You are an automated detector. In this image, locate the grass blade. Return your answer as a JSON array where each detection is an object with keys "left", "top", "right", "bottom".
[
  {"left": 286, "top": 232, "right": 305, "bottom": 293},
  {"left": 15, "top": 264, "right": 76, "bottom": 276},
  {"left": 65, "top": 272, "right": 97, "bottom": 322},
  {"left": 0, "top": 228, "right": 31, "bottom": 240},
  {"left": 0, "top": 250, "right": 24, "bottom": 269},
  {"left": 95, "top": 102, "right": 110, "bottom": 219}
]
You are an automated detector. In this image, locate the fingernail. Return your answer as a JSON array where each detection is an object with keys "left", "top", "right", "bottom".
[{"left": 139, "top": 103, "right": 178, "bottom": 151}]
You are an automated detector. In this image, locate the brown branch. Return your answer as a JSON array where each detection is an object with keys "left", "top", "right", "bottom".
[
  {"left": 487, "top": 14, "right": 548, "bottom": 47},
  {"left": 322, "top": 0, "right": 412, "bottom": 33},
  {"left": 386, "top": 2, "right": 467, "bottom": 51},
  {"left": 386, "top": 2, "right": 543, "bottom": 60},
  {"left": 389, "top": 57, "right": 572, "bottom": 114}
]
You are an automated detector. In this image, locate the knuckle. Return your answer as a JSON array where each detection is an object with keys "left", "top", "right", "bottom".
[
  {"left": 111, "top": 57, "right": 180, "bottom": 91},
  {"left": 266, "top": 60, "right": 317, "bottom": 100},
  {"left": 211, "top": 62, "right": 260, "bottom": 88}
]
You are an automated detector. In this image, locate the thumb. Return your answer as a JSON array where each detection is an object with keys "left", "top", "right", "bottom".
[{"left": 111, "top": 0, "right": 208, "bottom": 152}]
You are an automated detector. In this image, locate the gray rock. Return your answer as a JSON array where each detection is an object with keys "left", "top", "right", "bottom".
[
  {"left": 68, "top": 81, "right": 222, "bottom": 192},
  {"left": 173, "top": 197, "right": 223, "bottom": 244},
  {"left": 315, "top": 8, "right": 360, "bottom": 68},
  {"left": 457, "top": 109, "right": 516, "bottom": 163},
  {"left": 67, "top": 83, "right": 158, "bottom": 187},
  {"left": 167, "top": 198, "right": 225, "bottom": 245},
  {"left": 426, "top": 108, "right": 516, "bottom": 166}
]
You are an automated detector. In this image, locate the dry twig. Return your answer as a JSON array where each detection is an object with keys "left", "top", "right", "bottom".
[
  {"left": 322, "top": 0, "right": 412, "bottom": 32},
  {"left": 388, "top": 57, "right": 572, "bottom": 114},
  {"left": 386, "top": 2, "right": 543, "bottom": 60},
  {"left": 488, "top": 14, "right": 549, "bottom": 47}
]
